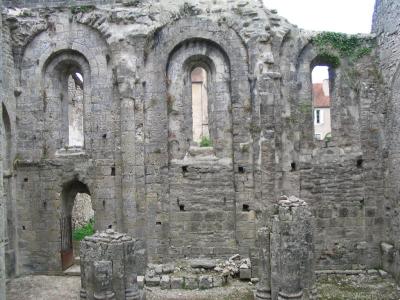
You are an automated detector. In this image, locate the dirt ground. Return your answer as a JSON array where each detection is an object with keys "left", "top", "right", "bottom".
[
  {"left": 6, "top": 275, "right": 81, "bottom": 300},
  {"left": 6, "top": 272, "right": 400, "bottom": 300}
]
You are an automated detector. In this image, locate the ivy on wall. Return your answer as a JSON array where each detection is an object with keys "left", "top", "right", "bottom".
[{"left": 312, "top": 32, "right": 374, "bottom": 68}]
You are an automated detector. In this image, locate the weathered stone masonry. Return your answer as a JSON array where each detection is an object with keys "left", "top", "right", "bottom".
[{"left": 0, "top": 0, "right": 400, "bottom": 295}]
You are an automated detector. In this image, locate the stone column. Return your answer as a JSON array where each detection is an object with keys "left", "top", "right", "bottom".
[
  {"left": 255, "top": 227, "right": 271, "bottom": 300},
  {"left": 0, "top": 3, "right": 7, "bottom": 298},
  {"left": 114, "top": 54, "right": 138, "bottom": 236},
  {"left": 271, "top": 196, "right": 315, "bottom": 300},
  {"left": 80, "top": 229, "right": 140, "bottom": 300},
  {"left": 93, "top": 261, "right": 116, "bottom": 300}
]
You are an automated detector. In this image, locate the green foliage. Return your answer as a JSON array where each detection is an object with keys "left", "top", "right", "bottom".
[
  {"left": 299, "top": 102, "right": 312, "bottom": 114},
  {"left": 317, "top": 51, "right": 341, "bottom": 69},
  {"left": 312, "top": 32, "right": 374, "bottom": 67},
  {"left": 72, "top": 219, "right": 95, "bottom": 241},
  {"left": 70, "top": 5, "right": 95, "bottom": 14},
  {"left": 324, "top": 133, "right": 332, "bottom": 143},
  {"left": 199, "top": 136, "right": 212, "bottom": 147}
]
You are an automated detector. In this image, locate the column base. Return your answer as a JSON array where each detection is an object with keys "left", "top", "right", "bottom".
[
  {"left": 80, "top": 289, "right": 87, "bottom": 299},
  {"left": 255, "top": 287, "right": 272, "bottom": 299},
  {"left": 278, "top": 290, "right": 303, "bottom": 300},
  {"left": 94, "top": 291, "right": 116, "bottom": 300}
]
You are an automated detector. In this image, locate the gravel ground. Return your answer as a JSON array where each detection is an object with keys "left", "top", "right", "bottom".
[
  {"left": 316, "top": 273, "right": 400, "bottom": 300},
  {"left": 6, "top": 275, "right": 81, "bottom": 300},
  {"left": 6, "top": 272, "right": 400, "bottom": 300}
]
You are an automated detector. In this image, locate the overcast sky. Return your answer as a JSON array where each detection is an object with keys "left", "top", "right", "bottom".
[{"left": 262, "top": 0, "right": 376, "bottom": 34}]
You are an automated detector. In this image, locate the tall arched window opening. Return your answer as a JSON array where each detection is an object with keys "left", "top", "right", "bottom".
[
  {"left": 43, "top": 51, "right": 89, "bottom": 154},
  {"left": 65, "top": 70, "right": 84, "bottom": 148},
  {"left": 191, "top": 67, "right": 209, "bottom": 145},
  {"left": 68, "top": 72, "right": 84, "bottom": 147},
  {"left": 312, "top": 66, "right": 332, "bottom": 141}
]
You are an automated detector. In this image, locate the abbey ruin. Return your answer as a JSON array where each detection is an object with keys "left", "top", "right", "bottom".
[{"left": 1, "top": 0, "right": 400, "bottom": 299}]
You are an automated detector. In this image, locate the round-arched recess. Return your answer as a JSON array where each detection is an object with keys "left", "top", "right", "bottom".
[
  {"left": 42, "top": 50, "right": 91, "bottom": 153},
  {"left": 166, "top": 39, "right": 233, "bottom": 160}
]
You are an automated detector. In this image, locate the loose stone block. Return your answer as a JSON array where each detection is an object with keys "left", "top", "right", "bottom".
[
  {"left": 145, "top": 275, "right": 160, "bottom": 287},
  {"left": 160, "top": 275, "right": 171, "bottom": 289},
  {"left": 240, "top": 267, "right": 251, "bottom": 280},
  {"left": 199, "top": 275, "right": 213, "bottom": 289},
  {"left": 184, "top": 276, "right": 198, "bottom": 290},
  {"left": 190, "top": 259, "right": 216, "bottom": 269},
  {"left": 137, "top": 276, "right": 144, "bottom": 289},
  {"left": 212, "top": 275, "right": 224, "bottom": 287},
  {"left": 162, "top": 263, "right": 175, "bottom": 274},
  {"left": 170, "top": 276, "right": 184, "bottom": 289}
]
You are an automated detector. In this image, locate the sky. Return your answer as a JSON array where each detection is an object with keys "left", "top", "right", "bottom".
[
  {"left": 263, "top": 0, "right": 376, "bottom": 34},
  {"left": 262, "top": 0, "right": 376, "bottom": 82}
]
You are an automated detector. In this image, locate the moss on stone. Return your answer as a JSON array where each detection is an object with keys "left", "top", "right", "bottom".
[{"left": 312, "top": 32, "right": 374, "bottom": 67}]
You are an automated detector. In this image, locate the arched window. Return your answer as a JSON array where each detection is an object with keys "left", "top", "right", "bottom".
[
  {"left": 312, "top": 65, "right": 332, "bottom": 141},
  {"left": 43, "top": 51, "right": 89, "bottom": 153},
  {"left": 67, "top": 72, "right": 84, "bottom": 147},
  {"left": 191, "top": 67, "right": 209, "bottom": 145}
]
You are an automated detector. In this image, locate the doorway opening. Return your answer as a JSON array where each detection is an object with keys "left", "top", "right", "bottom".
[{"left": 60, "top": 180, "right": 93, "bottom": 271}]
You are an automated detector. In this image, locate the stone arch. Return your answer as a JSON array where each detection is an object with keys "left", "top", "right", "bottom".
[
  {"left": 145, "top": 18, "right": 251, "bottom": 162},
  {"left": 42, "top": 50, "right": 91, "bottom": 152},
  {"left": 166, "top": 39, "right": 233, "bottom": 159},
  {"left": 296, "top": 44, "right": 340, "bottom": 147},
  {"left": 20, "top": 22, "right": 112, "bottom": 160},
  {"left": 60, "top": 179, "right": 92, "bottom": 271},
  {"left": 143, "top": 18, "right": 253, "bottom": 261}
]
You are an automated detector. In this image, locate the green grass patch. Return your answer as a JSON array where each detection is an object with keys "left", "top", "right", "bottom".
[
  {"left": 199, "top": 136, "right": 212, "bottom": 147},
  {"left": 72, "top": 219, "right": 95, "bottom": 241}
]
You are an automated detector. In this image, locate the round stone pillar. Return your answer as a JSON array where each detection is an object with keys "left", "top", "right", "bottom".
[{"left": 255, "top": 227, "right": 271, "bottom": 300}]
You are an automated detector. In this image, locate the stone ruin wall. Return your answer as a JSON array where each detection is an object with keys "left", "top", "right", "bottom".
[
  {"left": 372, "top": 0, "right": 400, "bottom": 282},
  {"left": 0, "top": 0, "right": 397, "bottom": 289}
]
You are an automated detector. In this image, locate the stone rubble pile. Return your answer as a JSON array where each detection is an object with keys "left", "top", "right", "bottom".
[
  {"left": 141, "top": 255, "right": 253, "bottom": 290},
  {"left": 278, "top": 195, "right": 308, "bottom": 207}
]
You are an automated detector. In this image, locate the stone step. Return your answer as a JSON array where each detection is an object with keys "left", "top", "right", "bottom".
[{"left": 63, "top": 264, "right": 81, "bottom": 276}]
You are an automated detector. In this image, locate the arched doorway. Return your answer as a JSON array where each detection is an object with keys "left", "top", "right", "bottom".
[{"left": 60, "top": 180, "right": 93, "bottom": 271}]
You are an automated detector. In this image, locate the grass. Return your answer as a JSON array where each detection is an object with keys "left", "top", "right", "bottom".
[
  {"left": 72, "top": 219, "right": 95, "bottom": 241},
  {"left": 199, "top": 136, "right": 212, "bottom": 147}
]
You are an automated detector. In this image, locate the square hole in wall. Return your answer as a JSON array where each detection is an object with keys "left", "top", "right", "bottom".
[
  {"left": 242, "top": 204, "right": 250, "bottom": 212},
  {"left": 179, "top": 204, "right": 185, "bottom": 211},
  {"left": 238, "top": 166, "right": 245, "bottom": 173},
  {"left": 357, "top": 158, "right": 363, "bottom": 168}
]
